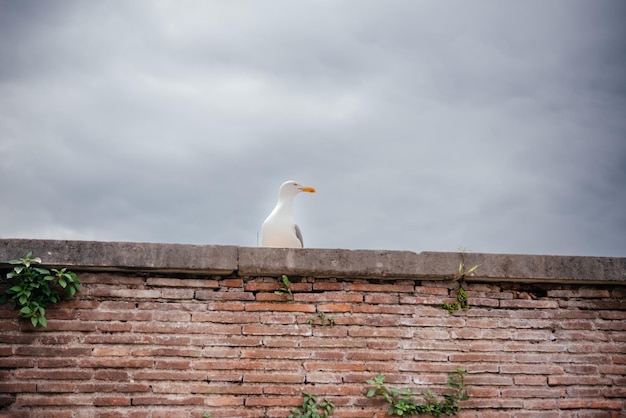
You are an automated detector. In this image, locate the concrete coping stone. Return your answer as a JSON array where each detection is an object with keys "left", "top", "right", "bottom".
[{"left": 0, "top": 239, "right": 624, "bottom": 284}]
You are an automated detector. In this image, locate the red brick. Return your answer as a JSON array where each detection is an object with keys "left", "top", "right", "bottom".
[
  {"left": 548, "top": 375, "right": 612, "bottom": 385},
  {"left": 243, "top": 372, "right": 304, "bottom": 383},
  {"left": 132, "top": 322, "right": 241, "bottom": 334},
  {"left": 204, "top": 396, "right": 245, "bottom": 406},
  {"left": 94, "top": 396, "right": 131, "bottom": 406},
  {"left": 352, "top": 304, "right": 415, "bottom": 314},
  {"left": 132, "top": 347, "right": 201, "bottom": 358},
  {"left": 242, "top": 324, "right": 311, "bottom": 336},
  {"left": 155, "top": 359, "right": 191, "bottom": 370},
  {"left": 145, "top": 278, "right": 219, "bottom": 288},
  {"left": 348, "top": 283, "right": 415, "bottom": 293},
  {"left": 255, "top": 292, "right": 289, "bottom": 302},
  {"left": 317, "top": 303, "right": 352, "bottom": 312},
  {"left": 295, "top": 293, "right": 363, "bottom": 303},
  {"left": 15, "top": 394, "right": 93, "bottom": 406},
  {"left": 195, "top": 290, "right": 255, "bottom": 301},
  {"left": 245, "top": 303, "right": 316, "bottom": 313},
  {"left": 259, "top": 313, "right": 297, "bottom": 324},
  {"left": 89, "top": 288, "right": 161, "bottom": 298},
  {"left": 0, "top": 383, "right": 36, "bottom": 393},
  {"left": 132, "top": 371, "right": 208, "bottom": 381},
  {"left": 312, "top": 282, "right": 344, "bottom": 291},
  {"left": 499, "top": 299, "right": 559, "bottom": 308},
  {"left": 500, "top": 364, "right": 564, "bottom": 375},
  {"left": 0, "top": 394, "right": 16, "bottom": 408},
  {"left": 131, "top": 395, "right": 205, "bottom": 405},
  {"left": 37, "top": 358, "right": 77, "bottom": 368},
  {"left": 513, "top": 375, "right": 548, "bottom": 385},
  {"left": 13, "top": 369, "right": 93, "bottom": 380},
  {"left": 364, "top": 294, "right": 399, "bottom": 304},
  {"left": 558, "top": 399, "right": 591, "bottom": 409},
  {"left": 501, "top": 387, "right": 565, "bottom": 398},
  {"left": 204, "top": 299, "right": 248, "bottom": 310},
  {"left": 80, "top": 358, "right": 153, "bottom": 369},
  {"left": 588, "top": 399, "right": 625, "bottom": 409},
  {"left": 15, "top": 346, "right": 92, "bottom": 357},
  {"left": 221, "top": 279, "right": 243, "bottom": 288}
]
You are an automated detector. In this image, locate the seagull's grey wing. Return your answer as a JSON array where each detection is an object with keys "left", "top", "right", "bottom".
[{"left": 294, "top": 224, "right": 304, "bottom": 247}]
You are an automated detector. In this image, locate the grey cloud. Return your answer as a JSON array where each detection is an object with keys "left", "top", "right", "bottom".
[{"left": 1, "top": 0, "right": 625, "bottom": 256}]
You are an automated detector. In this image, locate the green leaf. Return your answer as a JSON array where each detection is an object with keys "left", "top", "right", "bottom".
[
  {"left": 365, "top": 389, "right": 376, "bottom": 397},
  {"left": 465, "top": 264, "right": 480, "bottom": 275},
  {"left": 30, "top": 316, "right": 38, "bottom": 327},
  {"left": 19, "top": 306, "right": 32, "bottom": 315}
]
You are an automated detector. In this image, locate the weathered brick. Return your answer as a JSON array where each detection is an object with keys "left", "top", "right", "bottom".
[
  {"left": 242, "top": 324, "right": 311, "bottom": 336},
  {"left": 245, "top": 303, "right": 316, "bottom": 313},
  {"left": 243, "top": 372, "right": 304, "bottom": 383},
  {"left": 312, "top": 282, "right": 344, "bottom": 291},
  {"left": 548, "top": 375, "right": 612, "bottom": 386},
  {"left": 0, "top": 383, "right": 36, "bottom": 393},
  {"left": 89, "top": 288, "right": 161, "bottom": 299},
  {"left": 145, "top": 278, "right": 219, "bottom": 288},
  {"left": 499, "top": 299, "right": 559, "bottom": 309},
  {"left": 131, "top": 395, "right": 204, "bottom": 405},
  {"left": 94, "top": 396, "right": 131, "bottom": 406},
  {"left": 1, "top": 260, "right": 625, "bottom": 418},
  {"left": 195, "top": 290, "right": 255, "bottom": 301}
]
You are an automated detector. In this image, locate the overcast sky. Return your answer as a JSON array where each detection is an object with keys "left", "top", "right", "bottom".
[{"left": 1, "top": 1, "right": 625, "bottom": 257}]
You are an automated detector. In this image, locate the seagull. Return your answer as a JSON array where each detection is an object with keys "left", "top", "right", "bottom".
[{"left": 261, "top": 180, "right": 316, "bottom": 248}]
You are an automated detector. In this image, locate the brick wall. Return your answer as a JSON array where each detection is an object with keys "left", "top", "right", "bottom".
[{"left": 0, "top": 240, "right": 625, "bottom": 418}]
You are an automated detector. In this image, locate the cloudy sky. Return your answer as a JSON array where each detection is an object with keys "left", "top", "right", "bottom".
[{"left": 1, "top": 1, "right": 625, "bottom": 257}]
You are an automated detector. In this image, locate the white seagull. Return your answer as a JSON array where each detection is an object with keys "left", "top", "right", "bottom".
[{"left": 261, "top": 180, "right": 316, "bottom": 248}]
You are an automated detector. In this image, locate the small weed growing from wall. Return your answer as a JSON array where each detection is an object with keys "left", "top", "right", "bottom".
[
  {"left": 289, "top": 391, "right": 334, "bottom": 418},
  {"left": 275, "top": 274, "right": 293, "bottom": 300},
  {"left": 1, "top": 252, "right": 81, "bottom": 327},
  {"left": 306, "top": 311, "right": 335, "bottom": 327},
  {"left": 442, "top": 251, "right": 478, "bottom": 314},
  {"left": 442, "top": 283, "right": 470, "bottom": 313},
  {"left": 365, "top": 368, "right": 469, "bottom": 417}
]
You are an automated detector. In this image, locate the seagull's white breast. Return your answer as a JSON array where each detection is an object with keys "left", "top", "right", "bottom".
[{"left": 261, "top": 206, "right": 302, "bottom": 248}]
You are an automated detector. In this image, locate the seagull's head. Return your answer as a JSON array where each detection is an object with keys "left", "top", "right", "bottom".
[{"left": 279, "top": 180, "right": 316, "bottom": 198}]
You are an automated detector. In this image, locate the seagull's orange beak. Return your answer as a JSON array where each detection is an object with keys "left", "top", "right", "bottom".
[{"left": 300, "top": 186, "right": 316, "bottom": 193}]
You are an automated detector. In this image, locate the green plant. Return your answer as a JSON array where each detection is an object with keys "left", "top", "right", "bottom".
[
  {"left": 442, "top": 251, "right": 478, "bottom": 313},
  {"left": 202, "top": 413, "right": 213, "bottom": 418},
  {"left": 365, "top": 368, "right": 469, "bottom": 417},
  {"left": 275, "top": 274, "right": 293, "bottom": 299},
  {"left": 0, "top": 252, "right": 81, "bottom": 327},
  {"left": 289, "top": 391, "right": 334, "bottom": 418},
  {"left": 442, "top": 283, "right": 469, "bottom": 313},
  {"left": 306, "top": 311, "right": 335, "bottom": 327}
]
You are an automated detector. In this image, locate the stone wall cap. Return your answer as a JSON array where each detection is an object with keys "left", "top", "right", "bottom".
[
  {"left": 1, "top": 239, "right": 624, "bottom": 284},
  {"left": 0, "top": 239, "right": 238, "bottom": 275}
]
